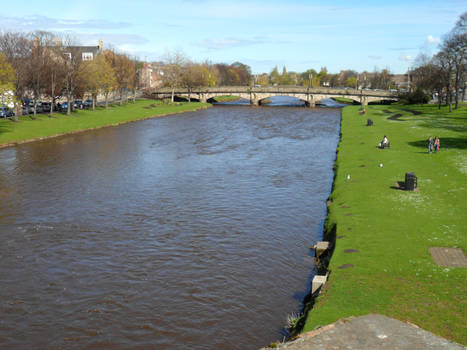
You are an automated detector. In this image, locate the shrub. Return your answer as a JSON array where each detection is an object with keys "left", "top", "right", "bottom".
[{"left": 400, "top": 89, "right": 430, "bottom": 104}]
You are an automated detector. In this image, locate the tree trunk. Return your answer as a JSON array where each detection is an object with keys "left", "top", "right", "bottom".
[
  {"left": 67, "top": 93, "right": 72, "bottom": 116},
  {"left": 105, "top": 92, "right": 109, "bottom": 109},
  {"left": 32, "top": 96, "right": 37, "bottom": 120},
  {"left": 50, "top": 72, "right": 55, "bottom": 117},
  {"left": 437, "top": 88, "right": 442, "bottom": 109},
  {"left": 171, "top": 88, "right": 175, "bottom": 103},
  {"left": 120, "top": 89, "right": 123, "bottom": 106}
]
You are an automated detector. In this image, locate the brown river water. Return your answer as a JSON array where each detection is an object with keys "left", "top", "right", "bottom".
[{"left": 0, "top": 104, "right": 340, "bottom": 349}]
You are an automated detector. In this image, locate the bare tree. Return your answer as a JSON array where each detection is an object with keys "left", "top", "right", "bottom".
[
  {"left": 103, "top": 49, "right": 134, "bottom": 105},
  {"left": 162, "top": 50, "right": 188, "bottom": 103},
  {"left": 26, "top": 31, "right": 60, "bottom": 119},
  {"left": 60, "top": 36, "right": 84, "bottom": 115}
]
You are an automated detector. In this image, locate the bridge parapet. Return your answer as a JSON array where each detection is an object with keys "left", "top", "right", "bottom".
[{"left": 151, "top": 86, "right": 399, "bottom": 106}]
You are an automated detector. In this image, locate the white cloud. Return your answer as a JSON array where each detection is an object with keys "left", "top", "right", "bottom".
[
  {"left": 399, "top": 55, "right": 413, "bottom": 62},
  {"left": 369, "top": 55, "right": 382, "bottom": 60},
  {"left": 1, "top": 15, "right": 131, "bottom": 32},
  {"left": 197, "top": 37, "right": 260, "bottom": 50},
  {"left": 427, "top": 35, "right": 440, "bottom": 44}
]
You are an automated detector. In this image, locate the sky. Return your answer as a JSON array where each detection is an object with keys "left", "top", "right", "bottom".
[{"left": 0, "top": 0, "right": 465, "bottom": 74}]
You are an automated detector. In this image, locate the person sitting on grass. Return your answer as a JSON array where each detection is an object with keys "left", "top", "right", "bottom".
[
  {"left": 428, "top": 136, "right": 434, "bottom": 153},
  {"left": 434, "top": 137, "right": 440, "bottom": 153},
  {"left": 378, "top": 135, "right": 389, "bottom": 148}
]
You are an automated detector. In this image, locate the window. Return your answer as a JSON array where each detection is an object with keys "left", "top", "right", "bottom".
[{"left": 82, "top": 52, "right": 94, "bottom": 61}]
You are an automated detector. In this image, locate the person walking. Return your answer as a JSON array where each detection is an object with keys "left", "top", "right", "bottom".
[
  {"left": 428, "top": 136, "right": 434, "bottom": 154},
  {"left": 434, "top": 137, "right": 440, "bottom": 153}
]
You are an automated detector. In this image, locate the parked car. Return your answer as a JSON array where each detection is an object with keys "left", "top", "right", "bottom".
[
  {"left": 73, "top": 100, "right": 83, "bottom": 109},
  {"left": 0, "top": 106, "right": 15, "bottom": 118},
  {"left": 34, "top": 102, "right": 43, "bottom": 114},
  {"left": 60, "top": 102, "right": 69, "bottom": 111},
  {"left": 83, "top": 99, "right": 93, "bottom": 109},
  {"left": 41, "top": 102, "right": 52, "bottom": 113}
]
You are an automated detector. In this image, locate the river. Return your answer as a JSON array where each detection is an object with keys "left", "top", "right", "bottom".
[{"left": 0, "top": 102, "right": 340, "bottom": 349}]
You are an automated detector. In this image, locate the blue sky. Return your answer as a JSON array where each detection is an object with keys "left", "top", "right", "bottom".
[{"left": 0, "top": 0, "right": 465, "bottom": 74}]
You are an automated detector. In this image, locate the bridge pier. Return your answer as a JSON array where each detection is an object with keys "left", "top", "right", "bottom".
[
  {"left": 360, "top": 96, "right": 368, "bottom": 106},
  {"left": 305, "top": 94, "right": 315, "bottom": 108},
  {"left": 199, "top": 93, "right": 207, "bottom": 103},
  {"left": 250, "top": 92, "right": 260, "bottom": 106}
]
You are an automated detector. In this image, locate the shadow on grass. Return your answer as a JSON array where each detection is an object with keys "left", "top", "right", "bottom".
[
  {"left": 0, "top": 119, "right": 15, "bottom": 136},
  {"left": 408, "top": 137, "right": 467, "bottom": 150}
]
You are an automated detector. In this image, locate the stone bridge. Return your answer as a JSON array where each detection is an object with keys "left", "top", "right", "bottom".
[{"left": 150, "top": 86, "right": 399, "bottom": 107}]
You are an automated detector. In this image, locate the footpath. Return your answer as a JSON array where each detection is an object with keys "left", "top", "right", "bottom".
[{"left": 263, "top": 314, "right": 465, "bottom": 349}]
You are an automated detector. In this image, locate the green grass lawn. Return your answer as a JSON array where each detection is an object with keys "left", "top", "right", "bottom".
[
  {"left": 212, "top": 95, "right": 241, "bottom": 102},
  {"left": 331, "top": 97, "right": 356, "bottom": 104},
  {"left": 302, "top": 103, "right": 467, "bottom": 345},
  {"left": 0, "top": 99, "right": 209, "bottom": 147}
]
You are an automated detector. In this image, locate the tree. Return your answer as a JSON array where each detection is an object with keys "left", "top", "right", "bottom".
[
  {"left": 79, "top": 54, "right": 116, "bottom": 110},
  {"left": 269, "top": 66, "right": 280, "bottom": 85},
  {"left": 60, "top": 38, "right": 84, "bottom": 116},
  {"left": 300, "top": 69, "right": 318, "bottom": 87},
  {"left": 0, "top": 32, "right": 31, "bottom": 117},
  {"left": 104, "top": 49, "right": 134, "bottom": 105},
  {"left": 26, "top": 31, "right": 57, "bottom": 118},
  {"left": 442, "top": 14, "right": 466, "bottom": 109},
  {"left": 162, "top": 50, "right": 188, "bottom": 103},
  {"left": 256, "top": 73, "right": 269, "bottom": 86},
  {"left": 0, "top": 53, "right": 17, "bottom": 118},
  {"left": 230, "top": 62, "right": 252, "bottom": 85},
  {"left": 182, "top": 62, "right": 212, "bottom": 101}
]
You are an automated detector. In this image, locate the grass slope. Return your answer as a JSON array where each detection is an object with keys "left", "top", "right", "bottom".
[
  {"left": 0, "top": 99, "right": 209, "bottom": 147},
  {"left": 213, "top": 95, "right": 241, "bottom": 102},
  {"left": 303, "top": 104, "right": 467, "bottom": 345}
]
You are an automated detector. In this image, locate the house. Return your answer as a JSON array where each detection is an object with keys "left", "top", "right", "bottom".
[
  {"left": 139, "top": 62, "right": 165, "bottom": 89},
  {"left": 62, "top": 39, "right": 103, "bottom": 61}
]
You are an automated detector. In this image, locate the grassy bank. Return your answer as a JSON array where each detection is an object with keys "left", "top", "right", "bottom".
[
  {"left": 0, "top": 99, "right": 209, "bottom": 147},
  {"left": 331, "top": 97, "right": 355, "bottom": 104},
  {"left": 302, "top": 104, "right": 467, "bottom": 344},
  {"left": 212, "top": 95, "right": 241, "bottom": 102}
]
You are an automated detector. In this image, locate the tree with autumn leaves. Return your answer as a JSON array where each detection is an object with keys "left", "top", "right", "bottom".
[{"left": 0, "top": 53, "right": 17, "bottom": 120}]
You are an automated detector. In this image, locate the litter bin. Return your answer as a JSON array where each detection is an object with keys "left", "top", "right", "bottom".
[{"left": 405, "top": 172, "right": 417, "bottom": 191}]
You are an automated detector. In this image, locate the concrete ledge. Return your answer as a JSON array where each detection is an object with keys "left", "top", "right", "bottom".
[{"left": 262, "top": 314, "right": 465, "bottom": 349}]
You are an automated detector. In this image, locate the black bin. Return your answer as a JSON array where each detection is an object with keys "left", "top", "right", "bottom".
[{"left": 405, "top": 172, "right": 417, "bottom": 191}]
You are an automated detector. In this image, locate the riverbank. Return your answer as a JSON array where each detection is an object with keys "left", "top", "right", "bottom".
[
  {"left": 331, "top": 97, "right": 356, "bottom": 104},
  {"left": 212, "top": 95, "right": 241, "bottom": 102},
  {"left": 301, "top": 103, "right": 467, "bottom": 344},
  {"left": 0, "top": 99, "right": 210, "bottom": 148}
]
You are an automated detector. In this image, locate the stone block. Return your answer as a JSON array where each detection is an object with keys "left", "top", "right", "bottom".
[
  {"left": 312, "top": 275, "right": 327, "bottom": 294},
  {"left": 315, "top": 241, "right": 330, "bottom": 257}
]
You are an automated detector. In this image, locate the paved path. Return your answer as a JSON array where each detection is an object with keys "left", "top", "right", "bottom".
[{"left": 262, "top": 314, "right": 465, "bottom": 349}]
